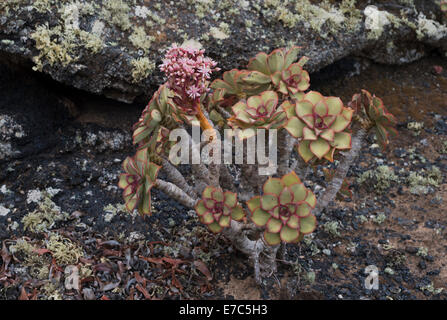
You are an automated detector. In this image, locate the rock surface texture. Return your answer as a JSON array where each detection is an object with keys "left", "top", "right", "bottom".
[{"left": 0, "top": 0, "right": 447, "bottom": 103}]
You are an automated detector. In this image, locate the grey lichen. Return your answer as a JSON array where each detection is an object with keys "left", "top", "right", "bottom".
[
  {"left": 129, "top": 26, "right": 154, "bottom": 53},
  {"left": 407, "top": 166, "right": 442, "bottom": 195},
  {"left": 9, "top": 238, "right": 51, "bottom": 280},
  {"left": 101, "top": 0, "right": 131, "bottom": 31},
  {"left": 30, "top": 22, "right": 103, "bottom": 72},
  {"left": 358, "top": 165, "right": 399, "bottom": 194},
  {"left": 323, "top": 221, "right": 341, "bottom": 237},
  {"left": 22, "top": 194, "right": 69, "bottom": 233},
  {"left": 46, "top": 233, "right": 84, "bottom": 265}
]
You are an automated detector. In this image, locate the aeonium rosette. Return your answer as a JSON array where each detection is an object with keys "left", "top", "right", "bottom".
[
  {"left": 228, "top": 91, "right": 286, "bottom": 139},
  {"left": 284, "top": 91, "right": 353, "bottom": 162},
  {"left": 195, "top": 187, "right": 245, "bottom": 233},
  {"left": 348, "top": 89, "right": 397, "bottom": 149},
  {"left": 118, "top": 149, "right": 161, "bottom": 215},
  {"left": 132, "top": 85, "right": 181, "bottom": 155},
  {"left": 244, "top": 46, "right": 310, "bottom": 100},
  {"left": 247, "top": 172, "right": 317, "bottom": 245}
]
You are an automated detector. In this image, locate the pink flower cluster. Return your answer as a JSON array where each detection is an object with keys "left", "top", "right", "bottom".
[{"left": 160, "top": 45, "right": 219, "bottom": 113}]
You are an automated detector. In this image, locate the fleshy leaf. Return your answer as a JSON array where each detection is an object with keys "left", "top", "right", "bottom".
[
  {"left": 264, "top": 231, "right": 281, "bottom": 245},
  {"left": 247, "top": 196, "right": 261, "bottom": 213},
  {"left": 263, "top": 178, "right": 283, "bottom": 195},
  {"left": 208, "top": 222, "right": 223, "bottom": 233},
  {"left": 260, "top": 194, "right": 279, "bottom": 211},
  {"left": 266, "top": 218, "right": 282, "bottom": 233},
  {"left": 224, "top": 191, "right": 237, "bottom": 208},
  {"left": 195, "top": 201, "right": 207, "bottom": 216},
  {"left": 251, "top": 208, "right": 271, "bottom": 226},
  {"left": 281, "top": 171, "right": 301, "bottom": 187},
  {"left": 231, "top": 205, "right": 245, "bottom": 221},
  {"left": 299, "top": 214, "right": 317, "bottom": 234},
  {"left": 333, "top": 132, "right": 352, "bottom": 149},
  {"left": 280, "top": 226, "right": 300, "bottom": 243},
  {"left": 298, "top": 141, "right": 314, "bottom": 162},
  {"left": 310, "top": 139, "right": 331, "bottom": 159},
  {"left": 284, "top": 117, "right": 305, "bottom": 138}
]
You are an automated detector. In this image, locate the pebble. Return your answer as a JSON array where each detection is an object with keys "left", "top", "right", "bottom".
[
  {"left": 418, "top": 261, "right": 427, "bottom": 270},
  {"left": 426, "top": 270, "right": 440, "bottom": 276},
  {"left": 405, "top": 246, "right": 418, "bottom": 254}
]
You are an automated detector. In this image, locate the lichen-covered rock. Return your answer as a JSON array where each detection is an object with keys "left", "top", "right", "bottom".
[{"left": 0, "top": 0, "right": 446, "bottom": 103}]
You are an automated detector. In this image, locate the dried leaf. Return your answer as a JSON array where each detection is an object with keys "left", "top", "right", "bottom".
[
  {"left": 18, "top": 287, "right": 29, "bottom": 300},
  {"left": 101, "top": 282, "right": 120, "bottom": 292},
  {"left": 194, "top": 260, "right": 212, "bottom": 281},
  {"left": 135, "top": 284, "right": 152, "bottom": 300}
]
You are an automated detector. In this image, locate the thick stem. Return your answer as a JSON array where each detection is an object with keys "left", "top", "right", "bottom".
[
  {"left": 223, "top": 221, "right": 279, "bottom": 285},
  {"left": 161, "top": 157, "right": 198, "bottom": 199},
  {"left": 291, "top": 156, "right": 311, "bottom": 181},
  {"left": 219, "top": 164, "right": 237, "bottom": 192},
  {"left": 155, "top": 179, "right": 197, "bottom": 208},
  {"left": 313, "top": 128, "right": 367, "bottom": 216},
  {"left": 277, "top": 130, "right": 294, "bottom": 177},
  {"left": 197, "top": 104, "right": 221, "bottom": 187}
]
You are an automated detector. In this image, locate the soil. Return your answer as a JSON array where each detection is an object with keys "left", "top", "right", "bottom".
[{"left": 0, "top": 51, "right": 446, "bottom": 300}]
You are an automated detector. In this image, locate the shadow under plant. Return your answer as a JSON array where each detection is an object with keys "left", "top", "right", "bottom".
[{"left": 1, "top": 53, "right": 447, "bottom": 300}]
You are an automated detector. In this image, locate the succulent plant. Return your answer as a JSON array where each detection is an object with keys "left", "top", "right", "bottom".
[
  {"left": 283, "top": 91, "right": 353, "bottom": 162},
  {"left": 118, "top": 149, "right": 161, "bottom": 215},
  {"left": 228, "top": 91, "right": 286, "bottom": 139},
  {"left": 244, "top": 46, "right": 310, "bottom": 100},
  {"left": 247, "top": 171, "right": 317, "bottom": 245},
  {"left": 210, "top": 69, "right": 269, "bottom": 105},
  {"left": 348, "top": 89, "right": 397, "bottom": 149},
  {"left": 132, "top": 85, "right": 181, "bottom": 153},
  {"left": 195, "top": 187, "right": 245, "bottom": 233}
]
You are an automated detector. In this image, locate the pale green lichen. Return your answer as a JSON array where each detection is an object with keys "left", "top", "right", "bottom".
[
  {"left": 22, "top": 195, "right": 69, "bottom": 233},
  {"left": 209, "top": 22, "right": 231, "bottom": 40},
  {"left": 102, "top": 0, "right": 131, "bottom": 31},
  {"left": 259, "top": 0, "right": 361, "bottom": 37},
  {"left": 365, "top": 5, "right": 391, "bottom": 40},
  {"left": 103, "top": 203, "right": 126, "bottom": 222},
  {"left": 439, "top": 140, "right": 447, "bottom": 154},
  {"left": 417, "top": 247, "right": 428, "bottom": 257},
  {"left": 129, "top": 27, "right": 155, "bottom": 53},
  {"left": 323, "top": 221, "right": 341, "bottom": 237},
  {"left": 420, "top": 282, "right": 444, "bottom": 295},
  {"left": 373, "top": 213, "right": 387, "bottom": 225},
  {"left": 384, "top": 267, "right": 394, "bottom": 275},
  {"left": 358, "top": 165, "right": 399, "bottom": 194},
  {"left": 9, "top": 238, "right": 51, "bottom": 280},
  {"left": 130, "top": 57, "right": 155, "bottom": 83},
  {"left": 407, "top": 121, "right": 424, "bottom": 136},
  {"left": 40, "top": 282, "right": 63, "bottom": 300},
  {"left": 407, "top": 166, "right": 442, "bottom": 195},
  {"left": 46, "top": 233, "right": 84, "bottom": 265},
  {"left": 31, "top": 21, "right": 103, "bottom": 72}
]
